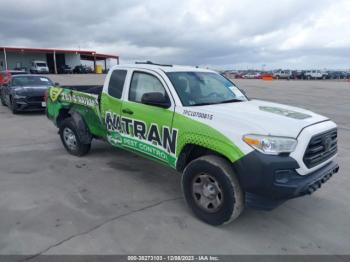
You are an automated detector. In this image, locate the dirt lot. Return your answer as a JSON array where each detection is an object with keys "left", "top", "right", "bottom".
[{"left": 0, "top": 77, "right": 349, "bottom": 256}]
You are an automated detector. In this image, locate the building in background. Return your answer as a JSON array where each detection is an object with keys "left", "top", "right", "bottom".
[{"left": 0, "top": 47, "right": 119, "bottom": 73}]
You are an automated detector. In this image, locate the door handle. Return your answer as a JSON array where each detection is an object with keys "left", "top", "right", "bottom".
[{"left": 122, "top": 108, "right": 134, "bottom": 115}]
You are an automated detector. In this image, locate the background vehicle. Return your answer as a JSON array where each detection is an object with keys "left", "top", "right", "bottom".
[
  {"left": 291, "top": 70, "right": 305, "bottom": 79},
  {"left": 58, "top": 65, "right": 73, "bottom": 74},
  {"left": 1, "top": 75, "right": 55, "bottom": 113},
  {"left": 304, "top": 70, "right": 328, "bottom": 80},
  {"left": 30, "top": 60, "right": 49, "bottom": 74},
  {"left": 0, "top": 70, "right": 29, "bottom": 87},
  {"left": 222, "top": 70, "right": 244, "bottom": 79},
  {"left": 327, "top": 71, "right": 348, "bottom": 79},
  {"left": 242, "top": 72, "right": 261, "bottom": 79},
  {"left": 73, "top": 65, "right": 93, "bottom": 74},
  {"left": 273, "top": 70, "right": 292, "bottom": 79},
  {"left": 13, "top": 67, "right": 28, "bottom": 73},
  {"left": 46, "top": 63, "right": 339, "bottom": 225}
]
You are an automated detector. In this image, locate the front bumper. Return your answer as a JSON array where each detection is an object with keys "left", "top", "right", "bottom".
[
  {"left": 13, "top": 97, "right": 46, "bottom": 111},
  {"left": 232, "top": 151, "right": 339, "bottom": 210}
]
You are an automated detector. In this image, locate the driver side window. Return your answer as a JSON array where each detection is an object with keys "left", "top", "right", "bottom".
[{"left": 129, "top": 72, "right": 167, "bottom": 103}]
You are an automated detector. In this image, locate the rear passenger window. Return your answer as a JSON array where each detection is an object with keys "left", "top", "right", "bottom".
[{"left": 108, "top": 70, "right": 127, "bottom": 99}]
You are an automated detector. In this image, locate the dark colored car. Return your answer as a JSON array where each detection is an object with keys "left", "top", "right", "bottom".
[
  {"left": 327, "top": 71, "right": 348, "bottom": 79},
  {"left": 73, "top": 65, "right": 93, "bottom": 74},
  {"left": 291, "top": 70, "right": 305, "bottom": 79},
  {"left": 0, "top": 75, "right": 56, "bottom": 114},
  {"left": 58, "top": 65, "right": 73, "bottom": 74}
]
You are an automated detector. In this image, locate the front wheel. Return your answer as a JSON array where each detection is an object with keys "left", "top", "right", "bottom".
[
  {"left": 182, "top": 155, "right": 244, "bottom": 225},
  {"left": 10, "top": 97, "right": 18, "bottom": 114},
  {"left": 59, "top": 118, "right": 91, "bottom": 156}
]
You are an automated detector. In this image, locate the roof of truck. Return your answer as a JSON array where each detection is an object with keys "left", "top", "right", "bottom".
[{"left": 111, "top": 63, "right": 215, "bottom": 73}]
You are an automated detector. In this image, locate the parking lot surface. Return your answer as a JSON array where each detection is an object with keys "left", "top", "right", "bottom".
[{"left": 0, "top": 77, "right": 349, "bottom": 256}]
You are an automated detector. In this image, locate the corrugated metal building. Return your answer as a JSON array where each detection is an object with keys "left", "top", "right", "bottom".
[{"left": 0, "top": 47, "right": 119, "bottom": 73}]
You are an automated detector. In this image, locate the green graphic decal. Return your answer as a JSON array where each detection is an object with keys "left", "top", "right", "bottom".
[
  {"left": 49, "top": 87, "right": 63, "bottom": 102},
  {"left": 60, "top": 91, "right": 99, "bottom": 108},
  {"left": 47, "top": 87, "right": 107, "bottom": 138},
  {"left": 105, "top": 111, "right": 178, "bottom": 167},
  {"left": 107, "top": 132, "right": 177, "bottom": 166},
  {"left": 259, "top": 106, "right": 311, "bottom": 119},
  {"left": 172, "top": 113, "right": 245, "bottom": 163},
  {"left": 48, "top": 90, "right": 245, "bottom": 170}
]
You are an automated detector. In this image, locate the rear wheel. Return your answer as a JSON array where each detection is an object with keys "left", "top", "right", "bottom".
[
  {"left": 59, "top": 118, "right": 91, "bottom": 156},
  {"left": 182, "top": 155, "right": 244, "bottom": 225}
]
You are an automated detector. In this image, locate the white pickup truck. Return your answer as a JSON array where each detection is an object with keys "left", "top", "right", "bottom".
[
  {"left": 30, "top": 60, "right": 49, "bottom": 74},
  {"left": 46, "top": 62, "right": 339, "bottom": 225}
]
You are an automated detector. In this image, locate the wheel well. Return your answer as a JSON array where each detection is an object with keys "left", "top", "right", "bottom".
[
  {"left": 57, "top": 108, "right": 71, "bottom": 127},
  {"left": 176, "top": 144, "right": 231, "bottom": 172}
]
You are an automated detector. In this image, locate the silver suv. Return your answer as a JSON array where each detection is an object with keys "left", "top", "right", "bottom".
[{"left": 273, "top": 70, "right": 292, "bottom": 79}]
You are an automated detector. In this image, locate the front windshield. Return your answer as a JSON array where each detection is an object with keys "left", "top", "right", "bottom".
[
  {"left": 12, "top": 76, "right": 53, "bottom": 86},
  {"left": 36, "top": 63, "right": 47, "bottom": 67},
  {"left": 166, "top": 72, "right": 247, "bottom": 106}
]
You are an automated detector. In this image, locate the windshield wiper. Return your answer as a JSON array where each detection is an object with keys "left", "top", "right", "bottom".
[
  {"left": 219, "top": 98, "right": 244, "bottom": 103},
  {"left": 192, "top": 102, "right": 216, "bottom": 106}
]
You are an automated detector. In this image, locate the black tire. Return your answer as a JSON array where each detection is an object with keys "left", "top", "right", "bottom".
[
  {"left": 182, "top": 155, "right": 244, "bottom": 225},
  {"left": 0, "top": 93, "right": 6, "bottom": 106},
  {"left": 9, "top": 97, "right": 18, "bottom": 114},
  {"left": 59, "top": 117, "right": 91, "bottom": 156}
]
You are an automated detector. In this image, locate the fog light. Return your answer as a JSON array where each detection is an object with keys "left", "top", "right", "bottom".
[{"left": 275, "top": 170, "right": 292, "bottom": 183}]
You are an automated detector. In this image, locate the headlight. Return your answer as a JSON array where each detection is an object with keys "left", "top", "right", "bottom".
[{"left": 243, "top": 134, "right": 297, "bottom": 155}]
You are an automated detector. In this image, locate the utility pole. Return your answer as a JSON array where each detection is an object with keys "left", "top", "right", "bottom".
[{"left": 3, "top": 48, "right": 8, "bottom": 70}]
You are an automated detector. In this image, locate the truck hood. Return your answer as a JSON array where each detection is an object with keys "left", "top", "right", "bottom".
[{"left": 194, "top": 99, "right": 329, "bottom": 138}]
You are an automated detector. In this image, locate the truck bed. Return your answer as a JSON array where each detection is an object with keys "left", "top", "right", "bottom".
[
  {"left": 60, "top": 85, "right": 103, "bottom": 95},
  {"left": 47, "top": 85, "right": 106, "bottom": 138}
]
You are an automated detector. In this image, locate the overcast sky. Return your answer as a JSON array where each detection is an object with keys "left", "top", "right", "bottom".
[{"left": 1, "top": 0, "right": 349, "bottom": 69}]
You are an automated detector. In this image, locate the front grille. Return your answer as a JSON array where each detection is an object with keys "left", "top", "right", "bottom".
[
  {"left": 303, "top": 129, "right": 337, "bottom": 168},
  {"left": 27, "top": 96, "right": 44, "bottom": 102}
]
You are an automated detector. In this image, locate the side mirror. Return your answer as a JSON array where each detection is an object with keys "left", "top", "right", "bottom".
[
  {"left": 54, "top": 82, "right": 60, "bottom": 86},
  {"left": 141, "top": 92, "right": 171, "bottom": 108}
]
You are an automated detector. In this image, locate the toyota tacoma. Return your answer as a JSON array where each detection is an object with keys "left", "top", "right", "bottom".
[{"left": 46, "top": 62, "right": 339, "bottom": 225}]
